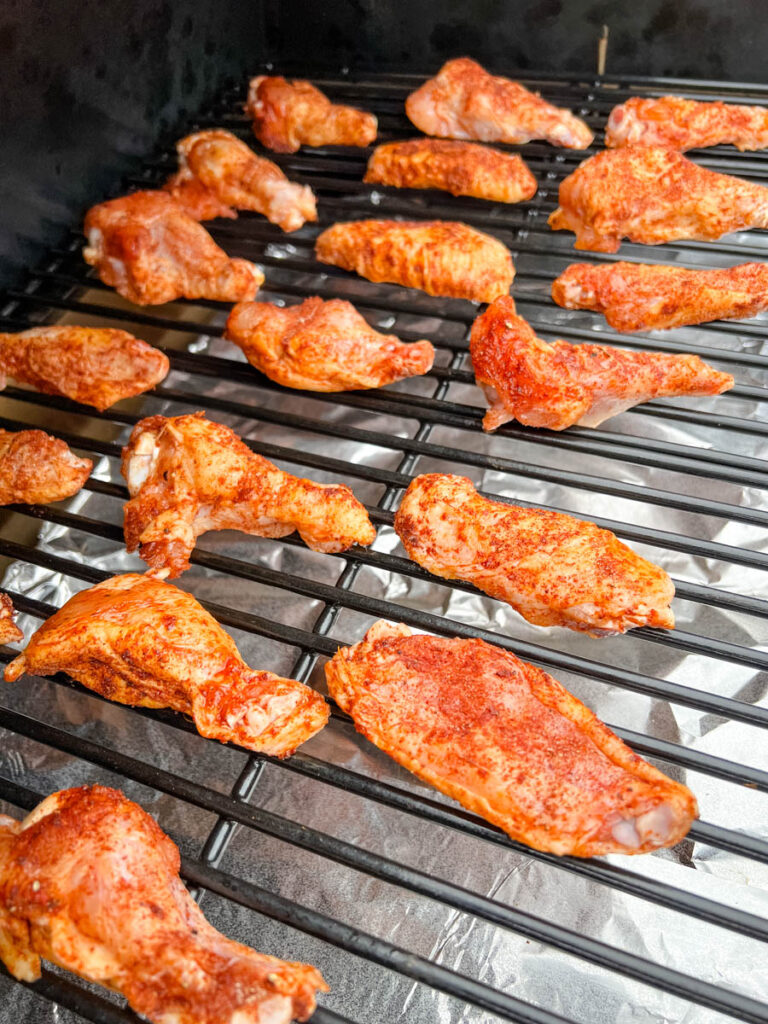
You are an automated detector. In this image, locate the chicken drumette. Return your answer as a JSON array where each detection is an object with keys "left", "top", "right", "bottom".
[
  {"left": 606, "top": 95, "right": 768, "bottom": 152},
  {"left": 225, "top": 296, "right": 435, "bottom": 391},
  {"left": 0, "top": 594, "right": 22, "bottom": 645},
  {"left": 6, "top": 573, "right": 328, "bottom": 755},
  {"left": 0, "top": 785, "right": 327, "bottom": 1022},
  {"left": 83, "top": 190, "right": 263, "bottom": 305},
  {"left": 122, "top": 412, "right": 375, "bottom": 577},
  {"left": 0, "top": 326, "right": 169, "bottom": 411},
  {"left": 165, "top": 129, "right": 317, "bottom": 232},
  {"left": 0, "top": 429, "right": 92, "bottom": 505}
]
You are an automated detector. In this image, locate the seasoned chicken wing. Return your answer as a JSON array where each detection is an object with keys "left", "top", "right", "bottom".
[
  {"left": 225, "top": 296, "right": 435, "bottom": 391},
  {"left": 166, "top": 129, "right": 317, "bottom": 232},
  {"left": 122, "top": 412, "right": 375, "bottom": 577},
  {"left": 552, "top": 260, "right": 768, "bottom": 332},
  {"left": 246, "top": 75, "right": 377, "bottom": 153},
  {"left": 471, "top": 298, "right": 734, "bottom": 430},
  {"left": 6, "top": 573, "right": 328, "bottom": 755},
  {"left": 0, "top": 326, "right": 169, "bottom": 411},
  {"left": 394, "top": 473, "right": 674, "bottom": 635},
  {"left": 0, "top": 594, "right": 22, "bottom": 645},
  {"left": 0, "top": 785, "right": 327, "bottom": 1022},
  {"left": 0, "top": 429, "right": 92, "bottom": 506},
  {"left": 406, "top": 58, "right": 593, "bottom": 149},
  {"left": 548, "top": 144, "right": 768, "bottom": 252},
  {"left": 83, "top": 190, "right": 264, "bottom": 305},
  {"left": 327, "top": 622, "right": 697, "bottom": 856},
  {"left": 606, "top": 95, "right": 768, "bottom": 152},
  {"left": 364, "top": 139, "right": 537, "bottom": 204},
  {"left": 315, "top": 219, "right": 514, "bottom": 303}
]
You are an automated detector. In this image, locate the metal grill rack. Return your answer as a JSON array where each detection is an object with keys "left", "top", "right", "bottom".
[{"left": 1, "top": 67, "right": 768, "bottom": 1024}]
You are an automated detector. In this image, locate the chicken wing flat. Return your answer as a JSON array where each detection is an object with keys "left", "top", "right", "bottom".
[
  {"left": 122, "top": 412, "right": 375, "bottom": 577},
  {"left": 364, "top": 139, "right": 537, "bottom": 204},
  {"left": 83, "top": 190, "right": 264, "bottom": 305},
  {"left": 394, "top": 473, "right": 674, "bottom": 635},
  {"left": 0, "top": 326, "right": 169, "bottom": 411},
  {"left": 0, "top": 429, "right": 92, "bottom": 506},
  {"left": 327, "top": 622, "right": 697, "bottom": 856},
  {"left": 0, "top": 785, "right": 327, "bottom": 1022},
  {"left": 225, "top": 296, "right": 435, "bottom": 392},
  {"left": 245, "top": 75, "right": 377, "bottom": 153},
  {"left": 471, "top": 298, "right": 734, "bottom": 431},
  {"left": 166, "top": 129, "right": 317, "bottom": 232},
  {"left": 0, "top": 594, "right": 22, "bottom": 645},
  {"left": 6, "top": 574, "right": 328, "bottom": 755},
  {"left": 606, "top": 95, "right": 768, "bottom": 152},
  {"left": 405, "top": 58, "right": 593, "bottom": 149},
  {"left": 552, "top": 260, "right": 768, "bottom": 332},
  {"left": 315, "top": 219, "right": 514, "bottom": 303},
  {"left": 548, "top": 144, "right": 768, "bottom": 252}
]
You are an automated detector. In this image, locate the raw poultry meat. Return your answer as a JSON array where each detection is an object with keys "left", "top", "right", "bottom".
[
  {"left": 315, "top": 219, "right": 514, "bottom": 302},
  {"left": 0, "top": 429, "right": 92, "bottom": 505},
  {"left": 394, "top": 473, "right": 675, "bottom": 635},
  {"left": 121, "top": 412, "right": 375, "bottom": 577},
  {"left": 606, "top": 95, "right": 768, "bottom": 151},
  {"left": 245, "top": 75, "right": 377, "bottom": 153},
  {"left": 327, "top": 621, "right": 698, "bottom": 856},
  {"left": 364, "top": 138, "right": 538, "bottom": 203},
  {"left": 225, "top": 296, "right": 435, "bottom": 391},
  {"left": 470, "top": 297, "right": 733, "bottom": 430},
  {"left": 548, "top": 144, "right": 768, "bottom": 252},
  {"left": 5, "top": 573, "right": 328, "bottom": 755},
  {"left": 0, "top": 594, "right": 22, "bottom": 645},
  {"left": 0, "top": 326, "right": 169, "bottom": 411},
  {"left": 0, "top": 785, "right": 327, "bottom": 1022},
  {"left": 552, "top": 260, "right": 768, "bottom": 332},
  {"left": 405, "top": 58, "right": 593, "bottom": 149},
  {"left": 83, "top": 190, "right": 264, "bottom": 305},
  {"left": 166, "top": 129, "right": 317, "bottom": 232}
]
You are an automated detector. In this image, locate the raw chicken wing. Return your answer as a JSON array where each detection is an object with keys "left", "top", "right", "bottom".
[
  {"left": 122, "top": 412, "right": 375, "bottom": 577},
  {"left": 394, "top": 473, "right": 674, "bottom": 635},
  {"left": 606, "top": 95, "right": 768, "bottom": 152},
  {"left": 406, "top": 58, "right": 593, "bottom": 149},
  {"left": 327, "top": 622, "right": 697, "bottom": 856},
  {"left": 0, "top": 594, "right": 22, "bottom": 645},
  {"left": 0, "top": 326, "right": 169, "bottom": 411},
  {"left": 552, "top": 260, "right": 768, "bottom": 332},
  {"left": 83, "top": 190, "right": 263, "bottom": 305},
  {"left": 6, "top": 574, "right": 328, "bottom": 755},
  {"left": 315, "top": 219, "right": 514, "bottom": 302},
  {"left": 471, "top": 298, "right": 733, "bottom": 430},
  {"left": 246, "top": 75, "right": 377, "bottom": 153},
  {"left": 0, "top": 785, "right": 327, "bottom": 1021},
  {"left": 166, "top": 129, "right": 317, "bottom": 232},
  {"left": 0, "top": 429, "right": 92, "bottom": 505},
  {"left": 364, "top": 139, "right": 537, "bottom": 203},
  {"left": 548, "top": 144, "right": 768, "bottom": 252},
  {"left": 225, "top": 296, "right": 435, "bottom": 391}
]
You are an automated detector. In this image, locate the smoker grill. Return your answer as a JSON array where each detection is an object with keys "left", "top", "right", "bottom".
[{"left": 0, "top": 66, "right": 767, "bottom": 1024}]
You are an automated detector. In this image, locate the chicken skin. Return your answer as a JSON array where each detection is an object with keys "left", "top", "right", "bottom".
[
  {"left": 5, "top": 574, "right": 328, "bottom": 755},
  {"left": 165, "top": 129, "right": 317, "bottom": 232},
  {"left": 606, "top": 95, "right": 768, "bottom": 152},
  {"left": 364, "top": 139, "right": 538, "bottom": 204},
  {"left": 245, "top": 75, "right": 377, "bottom": 153},
  {"left": 0, "top": 429, "right": 92, "bottom": 506},
  {"left": 0, "top": 326, "right": 169, "bottom": 411},
  {"left": 405, "top": 58, "right": 593, "bottom": 150},
  {"left": 225, "top": 297, "right": 435, "bottom": 392},
  {"left": 394, "top": 474, "right": 674, "bottom": 635},
  {"left": 470, "top": 298, "right": 734, "bottom": 431},
  {"left": 327, "top": 622, "right": 697, "bottom": 856},
  {"left": 83, "top": 190, "right": 264, "bottom": 305},
  {"left": 548, "top": 144, "right": 768, "bottom": 252},
  {"left": 122, "top": 412, "right": 375, "bottom": 577},
  {"left": 552, "top": 260, "right": 768, "bottom": 333},
  {"left": 0, "top": 594, "right": 22, "bottom": 645},
  {"left": 315, "top": 219, "right": 514, "bottom": 303},
  {"left": 0, "top": 785, "right": 327, "bottom": 1022}
]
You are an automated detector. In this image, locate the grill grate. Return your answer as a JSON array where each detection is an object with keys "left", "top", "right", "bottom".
[{"left": 1, "top": 67, "right": 768, "bottom": 1024}]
